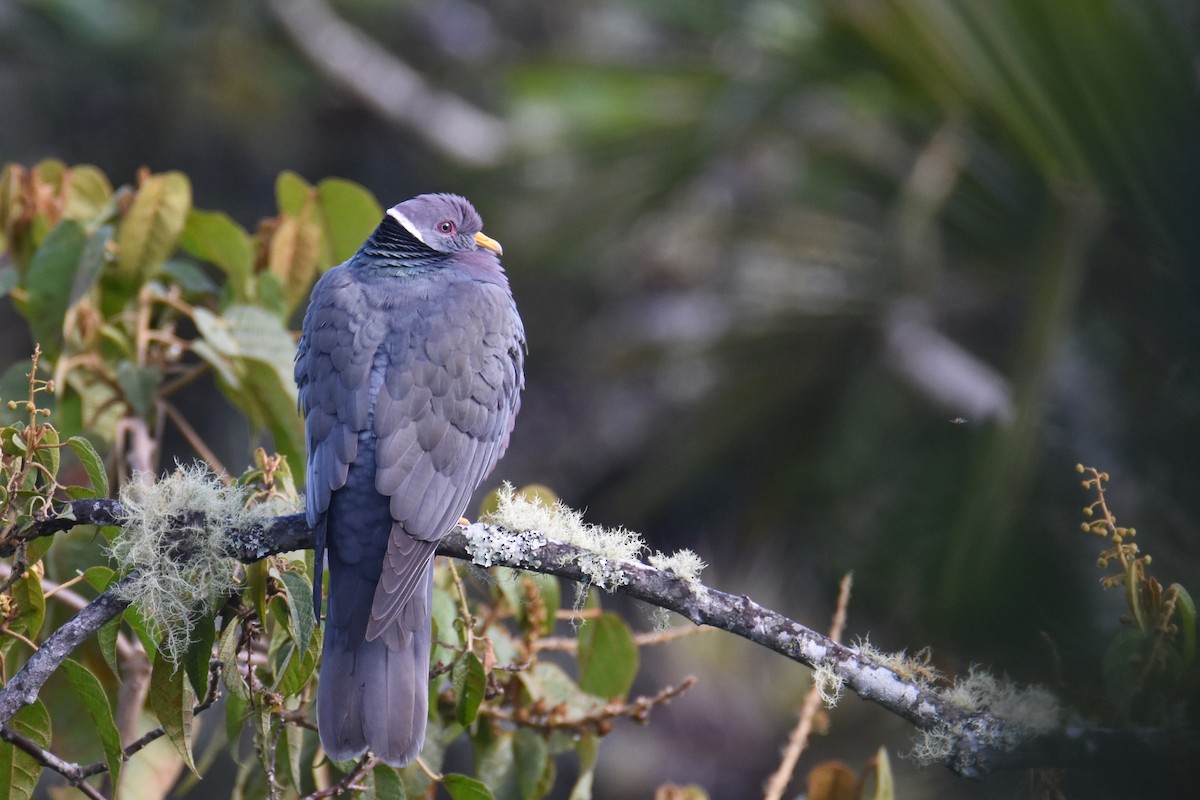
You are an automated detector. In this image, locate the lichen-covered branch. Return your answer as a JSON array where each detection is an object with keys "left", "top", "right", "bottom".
[{"left": 8, "top": 498, "right": 1200, "bottom": 780}]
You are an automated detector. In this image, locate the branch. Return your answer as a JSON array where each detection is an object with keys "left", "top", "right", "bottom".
[
  {"left": 0, "top": 572, "right": 135, "bottom": 728},
  {"left": 0, "top": 726, "right": 106, "bottom": 799},
  {"left": 264, "top": 0, "right": 512, "bottom": 167},
  {"left": 76, "top": 661, "right": 224, "bottom": 781},
  {"left": 763, "top": 571, "right": 854, "bottom": 800},
  {"left": 9, "top": 499, "right": 1200, "bottom": 780}
]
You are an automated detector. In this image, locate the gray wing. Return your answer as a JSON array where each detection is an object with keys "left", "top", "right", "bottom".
[
  {"left": 295, "top": 266, "right": 390, "bottom": 617},
  {"left": 366, "top": 280, "right": 524, "bottom": 639}
]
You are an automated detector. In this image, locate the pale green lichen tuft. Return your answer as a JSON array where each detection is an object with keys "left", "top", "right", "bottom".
[
  {"left": 911, "top": 722, "right": 956, "bottom": 766},
  {"left": 648, "top": 548, "right": 707, "bottom": 585},
  {"left": 109, "top": 463, "right": 256, "bottom": 664},
  {"left": 813, "top": 662, "right": 846, "bottom": 707},
  {"left": 942, "top": 668, "right": 1062, "bottom": 734},
  {"left": 856, "top": 636, "right": 943, "bottom": 690},
  {"left": 908, "top": 667, "right": 1063, "bottom": 767},
  {"left": 484, "top": 482, "right": 644, "bottom": 591}
]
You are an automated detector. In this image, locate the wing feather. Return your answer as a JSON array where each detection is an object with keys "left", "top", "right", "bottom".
[
  {"left": 363, "top": 280, "right": 524, "bottom": 640},
  {"left": 299, "top": 265, "right": 523, "bottom": 639}
]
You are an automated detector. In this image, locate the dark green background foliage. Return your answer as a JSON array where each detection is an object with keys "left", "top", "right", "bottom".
[{"left": 1, "top": 0, "right": 1199, "bottom": 797}]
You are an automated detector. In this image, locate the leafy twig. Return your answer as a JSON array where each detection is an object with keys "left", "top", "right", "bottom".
[{"left": 62, "top": 661, "right": 225, "bottom": 784}]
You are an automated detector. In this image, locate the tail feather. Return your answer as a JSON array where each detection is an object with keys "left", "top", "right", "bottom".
[{"left": 317, "top": 561, "right": 433, "bottom": 766}]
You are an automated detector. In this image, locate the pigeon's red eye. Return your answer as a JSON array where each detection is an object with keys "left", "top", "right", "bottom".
[{"left": 437, "top": 221, "right": 456, "bottom": 235}]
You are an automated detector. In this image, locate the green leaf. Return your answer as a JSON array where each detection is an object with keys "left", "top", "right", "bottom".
[
  {"left": 1172, "top": 583, "right": 1196, "bottom": 666},
  {"left": 179, "top": 208, "right": 253, "bottom": 298},
  {"left": 225, "top": 686, "right": 249, "bottom": 745},
  {"left": 443, "top": 774, "right": 496, "bottom": 800},
  {"left": 62, "top": 658, "right": 123, "bottom": 787},
  {"left": 183, "top": 613, "right": 217, "bottom": 697},
  {"left": 862, "top": 745, "right": 895, "bottom": 800},
  {"left": 0, "top": 699, "right": 51, "bottom": 800},
  {"left": 276, "top": 635, "right": 318, "bottom": 697},
  {"left": 67, "top": 435, "right": 109, "bottom": 498},
  {"left": 31, "top": 424, "right": 59, "bottom": 481},
  {"left": 1, "top": 425, "right": 25, "bottom": 456},
  {"left": 82, "top": 565, "right": 116, "bottom": 592},
  {"left": 161, "top": 258, "right": 220, "bottom": 296},
  {"left": 193, "top": 304, "right": 304, "bottom": 464},
  {"left": 514, "top": 727, "right": 554, "bottom": 800},
  {"left": 1102, "top": 627, "right": 1153, "bottom": 705},
  {"left": 116, "top": 360, "right": 157, "bottom": 420},
  {"left": 267, "top": 214, "right": 322, "bottom": 312},
  {"left": 277, "top": 565, "right": 316, "bottom": 652},
  {"left": 21, "top": 537, "right": 53, "bottom": 571},
  {"left": 63, "top": 164, "right": 114, "bottom": 220},
  {"left": 148, "top": 657, "right": 198, "bottom": 774},
  {"left": 370, "top": 764, "right": 407, "bottom": 800},
  {"left": 4, "top": 570, "right": 45, "bottom": 651},
  {"left": 245, "top": 560, "right": 270, "bottom": 627},
  {"left": 452, "top": 651, "right": 487, "bottom": 726},
  {"left": 473, "top": 728, "right": 516, "bottom": 799},
  {"left": 114, "top": 170, "right": 192, "bottom": 286},
  {"left": 123, "top": 605, "right": 159, "bottom": 663},
  {"left": 281, "top": 718, "right": 304, "bottom": 791},
  {"left": 97, "top": 616, "right": 122, "bottom": 680},
  {"left": 275, "top": 170, "right": 314, "bottom": 216},
  {"left": 430, "top": 583, "right": 461, "bottom": 667},
  {"left": 24, "top": 218, "right": 87, "bottom": 357},
  {"left": 316, "top": 178, "right": 382, "bottom": 264},
  {"left": 219, "top": 619, "right": 250, "bottom": 701},
  {"left": 567, "top": 735, "right": 599, "bottom": 800},
  {"left": 576, "top": 612, "right": 639, "bottom": 699},
  {"left": 518, "top": 663, "right": 605, "bottom": 718},
  {"left": 528, "top": 574, "right": 561, "bottom": 636},
  {"left": 69, "top": 224, "right": 112, "bottom": 307}
]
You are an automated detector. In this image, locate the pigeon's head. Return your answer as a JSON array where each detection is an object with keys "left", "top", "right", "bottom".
[{"left": 386, "top": 193, "right": 503, "bottom": 257}]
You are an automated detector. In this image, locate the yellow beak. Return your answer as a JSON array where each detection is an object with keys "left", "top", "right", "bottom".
[{"left": 474, "top": 231, "right": 503, "bottom": 256}]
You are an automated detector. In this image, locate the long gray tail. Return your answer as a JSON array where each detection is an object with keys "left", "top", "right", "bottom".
[{"left": 317, "top": 560, "right": 433, "bottom": 767}]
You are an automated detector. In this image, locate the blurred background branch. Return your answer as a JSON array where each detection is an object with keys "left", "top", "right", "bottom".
[{"left": 263, "top": 0, "right": 512, "bottom": 167}]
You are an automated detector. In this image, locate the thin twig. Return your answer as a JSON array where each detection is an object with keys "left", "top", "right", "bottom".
[
  {"left": 763, "top": 572, "right": 854, "bottom": 800},
  {"left": 158, "top": 401, "right": 231, "bottom": 482},
  {"left": 0, "top": 726, "right": 106, "bottom": 800},
  {"left": 481, "top": 676, "right": 696, "bottom": 733},
  {"left": 42, "top": 570, "right": 90, "bottom": 600},
  {"left": 535, "top": 624, "right": 716, "bottom": 653},
  {"left": 0, "top": 624, "right": 39, "bottom": 652},
  {"left": 303, "top": 754, "right": 379, "bottom": 799},
  {"left": 445, "top": 557, "right": 474, "bottom": 654},
  {"left": 414, "top": 755, "right": 442, "bottom": 782},
  {"left": 78, "top": 662, "right": 223, "bottom": 780}
]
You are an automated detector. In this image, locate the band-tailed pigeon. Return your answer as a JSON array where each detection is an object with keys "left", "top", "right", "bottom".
[{"left": 295, "top": 193, "right": 525, "bottom": 766}]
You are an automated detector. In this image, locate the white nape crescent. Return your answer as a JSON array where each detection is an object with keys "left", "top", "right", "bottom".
[{"left": 386, "top": 208, "right": 430, "bottom": 247}]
